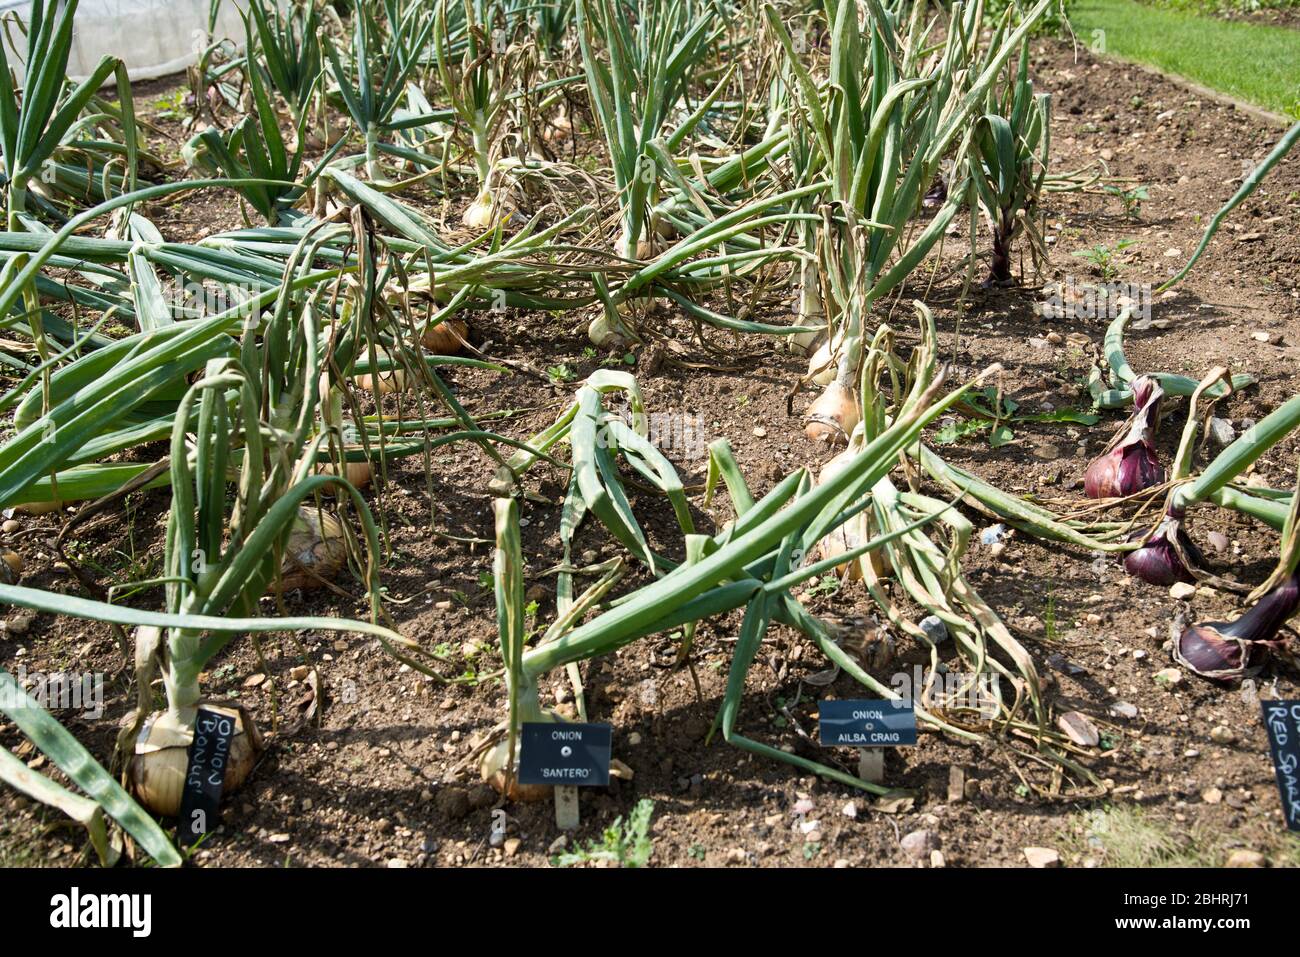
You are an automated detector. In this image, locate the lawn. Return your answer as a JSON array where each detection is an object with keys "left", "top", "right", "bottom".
[{"left": 1069, "top": 0, "right": 1300, "bottom": 118}]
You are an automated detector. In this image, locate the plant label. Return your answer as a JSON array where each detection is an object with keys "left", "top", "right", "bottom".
[
  {"left": 178, "top": 707, "right": 235, "bottom": 846},
  {"left": 518, "top": 722, "right": 612, "bottom": 786},
  {"left": 1261, "top": 699, "right": 1300, "bottom": 831},
  {"left": 818, "top": 699, "right": 916, "bottom": 747}
]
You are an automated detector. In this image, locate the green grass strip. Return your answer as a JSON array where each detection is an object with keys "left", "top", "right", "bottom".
[{"left": 1069, "top": 0, "right": 1300, "bottom": 119}]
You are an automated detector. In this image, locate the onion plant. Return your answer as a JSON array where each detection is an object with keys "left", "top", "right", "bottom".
[
  {"left": 246, "top": 0, "right": 323, "bottom": 120},
  {"left": 0, "top": 0, "right": 138, "bottom": 227},
  {"left": 481, "top": 308, "right": 1030, "bottom": 795},
  {"left": 969, "top": 45, "right": 1049, "bottom": 285},
  {"left": 765, "top": 0, "right": 1054, "bottom": 443},
  {"left": 324, "top": 0, "right": 439, "bottom": 179},
  {"left": 574, "top": 0, "right": 722, "bottom": 260}
]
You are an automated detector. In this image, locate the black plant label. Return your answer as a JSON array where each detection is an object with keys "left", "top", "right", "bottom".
[
  {"left": 1261, "top": 699, "right": 1300, "bottom": 832},
  {"left": 178, "top": 707, "right": 235, "bottom": 846},
  {"left": 517, "top": 722, "right": 611, "bottom": 786},
  {"left": 818, "top": 699, "right": 917, "bottom": 746}
]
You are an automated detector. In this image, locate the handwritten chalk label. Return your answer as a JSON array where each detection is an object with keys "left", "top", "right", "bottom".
[
  {"left": 178, "top": 707, "right": 235, "bottom": 846},
  {"left": 1261, "top": 699, "right": 1300, "bottom": 832},
  {"left": 518, "top": 722, "right": 612, "bottom": 787},
  {"left": 818, "top": 700, "right": 917, "bottom": 747}
]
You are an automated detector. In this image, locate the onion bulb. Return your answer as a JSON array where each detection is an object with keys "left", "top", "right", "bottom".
[
  {"left": 805, "top": 381, "right": 860, "bottom": 447},
  {"left": 805, "top": 335, "right": 842, "bottom": 386},
  {"left": 0, "top": 549, "right": 22, "bottom": 584},
  {"left": 129, "top": 705, "right": 263, "bottom": 817},
  {"left": 543, "top": 107, "right": 574, "bottom": 146},
  {"left": 1124, "top": 509, "right": 1201, "bottom": 586},
  {"left": 421, "top": 318, "right": 468, "bottom": 355},
  {"left": 1173, "top": 572, "right": 1300, "bottom": 680},
  {"left": 353, "top": 352, "right": 408, "bottom": 394},
  {"left": 462, "top": 187, "right": 498, "bottom": 229},
  {"left": 812, "top": 447, "right": 888, "bottom": 580},
  {"left": 479, "top": 737, "right": 551, "bottom": 803},
  {"left": 274, "top": 507, "right": 347, "bottom": 592},
  {"left": 1085, "top": 376, "right": 1165, "bottom": 499},
  {"left": 315, "top": 454, "right": 372, "bottom": 493},
  {"left": 7, "top": 500, "right": 62, "bottom": 516},
  {"left": 587, "top": 312, "right": 626, "bottom": 348}
]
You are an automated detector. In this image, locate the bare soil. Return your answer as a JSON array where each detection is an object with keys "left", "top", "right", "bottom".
[{"left": 3, "top": 37, "right": 1300, "bottom": 869}]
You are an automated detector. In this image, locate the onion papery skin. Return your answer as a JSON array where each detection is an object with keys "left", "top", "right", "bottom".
[
  {"left": 315, "top": 456, "right": 373, "bottom": 493},
  {"left": 422, "top": 318, "right": 468, "bottom": 355},
  {"left": 274, "top": 507, "right": 347, "bottom": 592},
  {"left": 479, "top": 738, "right": 551, "bottom": 803},
  {"left": 1085, "top": 378, "right": 1166, "bottom": 499},
  {"left": 1174, "top": 572, "right": 1300, "bottom": 680},
  {"left": 129, "top": 705, "right": 263, "bottom": 817},
  {"left": 804, "top": 381, "right": 860, "bottom": 447},
  {"left": 1173, "top": 625, "right": 1256, "bottom": 681},
  {"left": 1124, "top": 514, "right": 1201, "bottom": 586}
]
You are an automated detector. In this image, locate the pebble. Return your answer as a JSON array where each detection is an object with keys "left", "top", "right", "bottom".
[
  {"left": 1251, "top": 331, "right": 1271, "bottom": 343},
  {"left": 1206, "top": 531, "right": 1229, "bottom": 554},
  {"left": 548, "top": 836, "right": 568, "bottom": 854},
  {"left": 1169, "top": 582, "right": 1196, "bottom": 600},
  {"left": 1201, "top": 787, "right": 1223, "bottom": 805},
  {"left": 1154, "top": 668, "right": 1184, "bottom": 687},
  {"left": 1108, "top": 701, "right": 1139, "bottom": 720},
  {"left": 627, "top": 731, "right": 642, "bottom": 746},
  {"left": 726, "top": 848, "right": 747, "bottom": 865},
  {"left": 290, "top": 665, "right": 310, "bottom": 681},
  {"left": 1022, "top": 847, "right": 1061, "bottom": 868},
  {"left": 1208, "top": 417, "right": 1236, "bottom": 448},
  {"left": 948, "top": 766, "right": 966, "bottom": 803},
  {"left": 1225, "top": 849, "right": 1266, "bottom": 868},
  {"left": 900, "top": 829, "right": 940, "bottom": 861},
  {"left": 929, "top": 850, "right": 946, "bottom": 869},
  {"left": 1058, "top": 711, "right": 1100, "bottom": 747},
  {"left": 243, "top": 673, "right": 266, "bottom": 688},
  {"left": 918, "top": 615, "right": 948, "bottom": 645},
  {"left": 1, "top": 520, "right": 18, "bottom": 533},
  {"left": 1209, "top": 725, "right": 1236, "bottom": 746},
  {"left": 504, "top": 838, "right": 521, "bottom": 858},
  {"left": 833, "top": 858, "right": 851, "bottom": 869},
  {"left": 841, "top": 801, "right": 858, "bottom": 819},
  {"left": 387, "top": 858, "right": 409, "bottom": 868}
]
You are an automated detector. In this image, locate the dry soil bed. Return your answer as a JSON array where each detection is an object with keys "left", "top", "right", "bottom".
[{"left": 2, "top": 37, "right": 1300, "bottom": 869}]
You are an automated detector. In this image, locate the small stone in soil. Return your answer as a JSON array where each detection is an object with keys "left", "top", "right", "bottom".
[
  {"left": 1108, "top": 701, "right": 1139, "bottom": 720},
  {"left": 1058, "top": 711, "right": 1100, "bottom": 747},
  {"left": 1209, "top": 725, "right": 1236, "bottom": 745},
  {"left": 1022, "top": 847, "right": 1060, "bottom": 868},
  {"left": 900, "top": 829, "right": 940, "bottom": 861},
  {"left": 948, "top": 766, "right": 966, "bottom": 803},
  {"left": 1225, "top": 850, "right": 1265, "bottom": 868},
  {"left": 918, "top": 615, "right": 948, "bottom": 645},
  {"left": 1154, "top": 668, "right": 1184, "bottom": 687}
]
